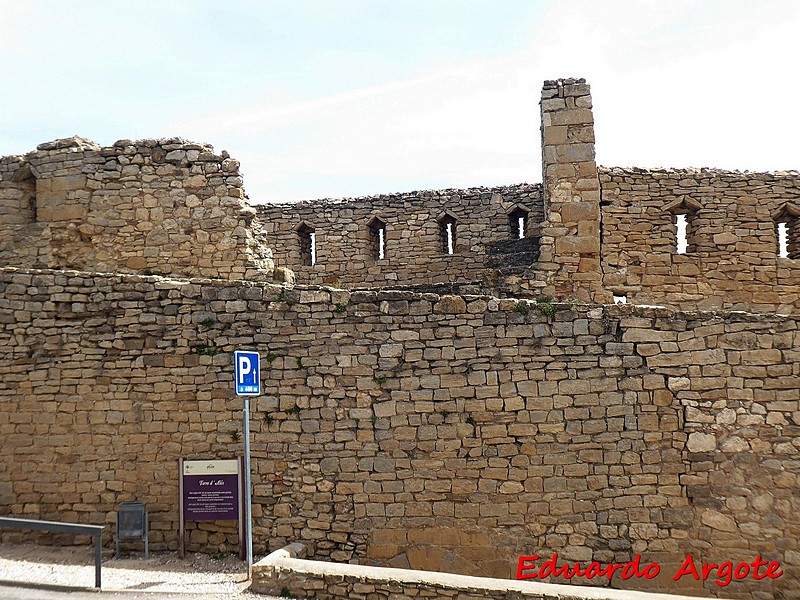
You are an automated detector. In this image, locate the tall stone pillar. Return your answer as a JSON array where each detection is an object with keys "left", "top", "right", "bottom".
[{"left": 539, "top": 78, "right": 609, "bottom": 303}]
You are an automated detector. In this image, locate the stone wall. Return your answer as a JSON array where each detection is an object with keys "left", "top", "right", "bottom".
[
  {"left": 258, "top": 184, "right": 544, "bottom": 292},
  {"left": 4, "top": 79, "right": 800, "bottom": 315},
  {"left": 0, "top": 137, "right": 273, "bottom": 280},
  {"left": 600, "top": 167, "right": 800, "bottom": 313},
  {"left": 0, "top": 266, "right": 797, "bottom": 598}
]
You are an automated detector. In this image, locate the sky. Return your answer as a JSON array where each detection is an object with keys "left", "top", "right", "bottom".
[{"left": 1, "top": 0, "right": 798, "bottom": 204}]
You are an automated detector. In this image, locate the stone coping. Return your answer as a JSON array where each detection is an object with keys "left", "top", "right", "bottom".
[
  {"left": 253, "top": 545, "right": 710, "bottom": 600},
  {"left": 257, "top": 182, "right": 542, "bottom": 208},
  {"left": 1, "top": 265, "right": 793, "bottom": 321},
  {"left": 598, "top": 165, "right": 800, "bottom": 178}
]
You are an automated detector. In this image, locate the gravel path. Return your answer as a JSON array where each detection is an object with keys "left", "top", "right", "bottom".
[{"left": 0, "top": 543, "right": 275, "bottom": 599}]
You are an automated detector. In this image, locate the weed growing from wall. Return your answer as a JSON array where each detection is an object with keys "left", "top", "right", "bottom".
[{"left": 536, "top": 295, "right": 556, "bottom": 317}]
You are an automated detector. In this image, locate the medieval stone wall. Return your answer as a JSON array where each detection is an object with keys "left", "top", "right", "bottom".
[
  {"left": 0, "top": 137, "right": 273, "bottom": 281},
  {"left": 1, "top": 77, "right": 800, "bottom": 600},
  {"left": 4, "top": 81, "right": 799, "bottom": 315},
  {"left": 1, "top": 266, "right": 797, "bottom": 598},
  {"left": 258, "top": 185, "right": 543, "bottom": 292},
  {"left": 600, "top": 167, "right": 800, "bottom": 313}
]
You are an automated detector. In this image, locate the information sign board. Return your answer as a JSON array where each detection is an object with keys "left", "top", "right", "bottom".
[
  {"left": 178, "top": 457, "right": 244, "bottom": 560},
  {"left": 182, "top": 459, "right": 239, "bottom": 521}
]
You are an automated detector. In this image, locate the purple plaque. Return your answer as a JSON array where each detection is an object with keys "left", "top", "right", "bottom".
[
  {"left": 181, "top": 459, "right": 240, "bottom": 522},
  {"left": 183, "top": 473, "right": 239, "bottom": 521}
]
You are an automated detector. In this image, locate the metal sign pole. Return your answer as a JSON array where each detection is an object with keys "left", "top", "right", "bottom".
[
  {"left": 243, "top": 395, "right": 253, "bottom": 579},
  {"left": 238, "top": 456, "right": 245, "bottom": 561},
  {"left": 234, "top": 350, "right": 259, "bottom": 580},
  {"left": 178, "top": 457, "right": 185, "bottom": 559}
]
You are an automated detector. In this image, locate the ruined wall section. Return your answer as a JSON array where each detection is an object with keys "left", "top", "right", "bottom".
[
  {"left": 0, "top": 137, "right": 273, "bottom": 280},
  {"left": 600, "top": 167, "right": 800, "bottom": 312},
  {"left": 258, "top": 185, "right": 544, "bottom": 293},
  {"left": 1, "top": 267, "right": 797, "bottom": 598}
]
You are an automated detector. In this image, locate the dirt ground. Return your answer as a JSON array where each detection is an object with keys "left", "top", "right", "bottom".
[{"left": 0, "top": 542, "right": 271, "bottom": 598}]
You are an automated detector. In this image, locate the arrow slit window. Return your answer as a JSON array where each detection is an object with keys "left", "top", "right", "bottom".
[
  {"left": 509, "top": 208, "right": 528, "bottom": 239},
  {"left": 368, "top": 217, "right": 387, "bottom": 261},
  {"left": 778, "top": 222, "right": 789, "bottom": 258},
  {"left": 438, "top": 214, "right": 457, "bottom": 254},
  {"left": 773, "top": 203, "right": 800, "bottom": 259},
  {"left": 298, "top": 224, "right": 316, "bottom": 266},
  {"left": 664, "top": 198, "right": 701, "bottom": 255},
  {"left": 676, "top": 214, "right": 688, "bottom": 255}
]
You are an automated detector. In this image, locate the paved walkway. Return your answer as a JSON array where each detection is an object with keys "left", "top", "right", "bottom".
[
  {"left": 0, "top": 543, "right": 276, "bottom": 600},
  {"left": 0, "top": 583, "right": 271, "bottom": 600}
]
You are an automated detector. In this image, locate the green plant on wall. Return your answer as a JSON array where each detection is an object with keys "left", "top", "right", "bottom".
[
  {"left": 198, "top": 317, "right": 230, "bottom": 333},
  {"left": 513, "top": 302, "right": 530, "bottom": 315},
  {"left": 536, "top": 295, "right": 556, "bottom": 317},
  {"left": 198, "top": 317, "right": 216, "bottom": 331},
  {"left": 191, "top": 344, "right": 218, "bottom": 356}
]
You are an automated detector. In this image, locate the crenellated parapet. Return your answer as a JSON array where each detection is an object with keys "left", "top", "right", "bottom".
[{"left": 2, "top": 79, "right": 799, "bottom": 313}]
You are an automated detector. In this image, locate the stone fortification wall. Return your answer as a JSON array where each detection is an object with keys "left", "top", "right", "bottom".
[
  {"left": 0, "top": 137, "right": 273, "bottom": 280},
  {"left": 5, "top": 80, "right": 799, "bottom": 315},
  {"left": 258, "top": 184, "right": 543, "bottom": 292},
  {"left": 1, "top": 267, "right": 797, "bottom": 598},
  {"left": 600, "top": 167, "right": 800, "bottom": 312}
]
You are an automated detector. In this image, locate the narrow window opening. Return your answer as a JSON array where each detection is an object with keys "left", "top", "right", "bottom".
[
  {"left": 772, "top": 203, "right": 800, "bottom": 260},
  {"left": 676, "top": 214, "right": 688, "bottom": 255},
  {"left": 439, "top": 215, "right": 457, "bottom": 255},
  {"left": 509, "top": 208, "right": 528, "bottom": 239},
  {"left": 446, "top": 222, "right": 454, "bottom": 254},
  {"left": 368, "top": 218, "right": 387, "bottom": 261},
  {"left": 778, "top": 222, "right": 789, "bottom": 259},
  {"left": 613, "top": 294, "right": 628, "bottom": 305},
  {"left": 12, "top": 163, "right": 37, "bottom": 223},
  {"left": 298, "top": 224, "right": 316, "bottom": 266},
  {"left": 28, "top": 193, "right": 38, "bottom": 222}
]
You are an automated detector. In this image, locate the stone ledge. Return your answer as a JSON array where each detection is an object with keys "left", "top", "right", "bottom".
[
  {"left": 252, "top": 544, "right": 709, "bottom": 600},
  {"left": 1, "top": 265, "right": 794, "bottom": 322}
]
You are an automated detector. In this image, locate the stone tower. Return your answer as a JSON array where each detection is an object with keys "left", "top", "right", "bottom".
[{"left": 539, "top": 78, "right": 610, "bottom": 303}]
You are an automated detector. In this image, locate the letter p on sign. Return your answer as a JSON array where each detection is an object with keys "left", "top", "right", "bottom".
[{"left": 234, "top": 351, "right": 260, "bottom": 396}]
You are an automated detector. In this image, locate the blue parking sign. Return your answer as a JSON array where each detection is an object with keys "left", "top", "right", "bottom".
[{"left": 234, "top": 351, "right": 260, "bottom": 396}]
